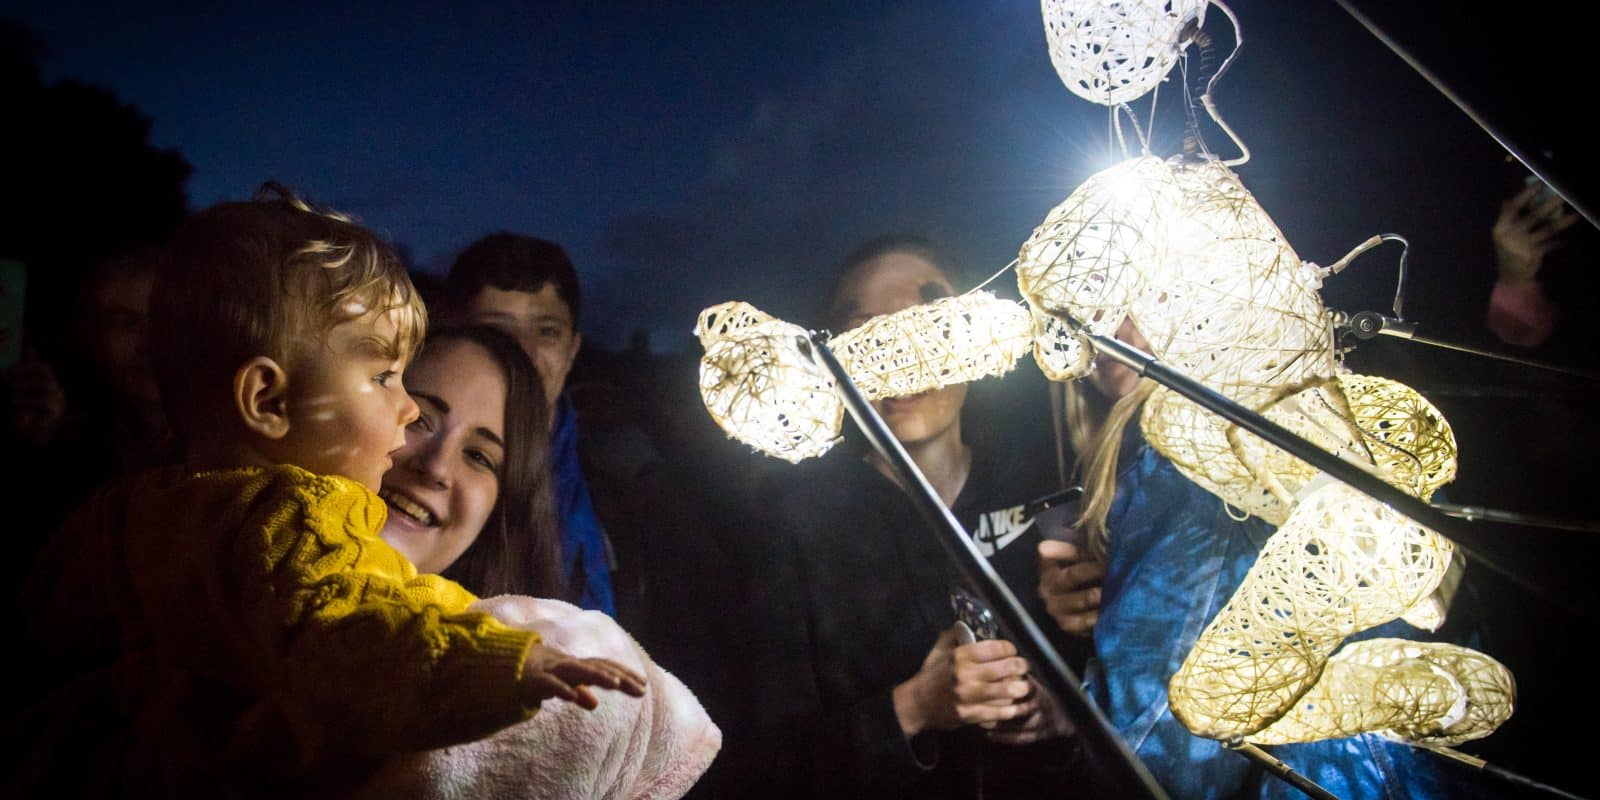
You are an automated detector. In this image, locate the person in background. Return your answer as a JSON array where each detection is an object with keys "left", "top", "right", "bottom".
[
  {"left": 1485, "top": 178, "right": 1580, "bottom": 348},
  {"left": 728, "top": 235, "right": 1097, "bottom": 799},
  {"left": 443, "top": 233, "right": 619, "bottom": 616},
  {"left": 2, "top": 245, "right": 180, "bottom": 623},
  {"left": 10, "top": 184, "right": 643, "bottom": 797}
]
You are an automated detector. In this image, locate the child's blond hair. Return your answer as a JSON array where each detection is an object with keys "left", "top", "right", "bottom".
[{"left": 150, "top": 181, "right": 427, "bottom": 438}]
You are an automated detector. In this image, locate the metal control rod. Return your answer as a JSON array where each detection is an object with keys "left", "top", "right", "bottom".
[{"left": 807, "top": 332, "right": 1173, "bottom": 800}]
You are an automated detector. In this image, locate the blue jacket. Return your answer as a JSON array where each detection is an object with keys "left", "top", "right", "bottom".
[
  {"left": 1088, "top": 439, "right": 1504, "bottom": 799},
  {"left": 550, "top": 394, "right": 616, "bottom": 616}
]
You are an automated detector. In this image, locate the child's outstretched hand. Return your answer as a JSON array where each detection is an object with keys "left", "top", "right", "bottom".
[{"left": 520, "top": 641, "right": 647, "bottom": 710}]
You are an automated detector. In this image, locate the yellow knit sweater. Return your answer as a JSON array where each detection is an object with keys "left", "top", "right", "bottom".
[{"left": 20, "top": 463, "right": 542, "bottom": 796}]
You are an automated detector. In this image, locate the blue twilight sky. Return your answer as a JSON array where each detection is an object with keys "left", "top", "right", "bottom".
[{"left": 5, "top": 1, "right": 1588, "bottom": 351}]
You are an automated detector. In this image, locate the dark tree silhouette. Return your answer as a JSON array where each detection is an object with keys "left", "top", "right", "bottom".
[{"left": 2, "top": 18, "right": 192, "bottom": 363}]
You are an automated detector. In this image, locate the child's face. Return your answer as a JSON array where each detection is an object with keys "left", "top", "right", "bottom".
[
  {"left": 379, "top": 337, "right": 506, "bottom": 574},
  {"left": 277, "top": 306, "right": 420, "bottom": 490},
  {"left": 461, "top": 284, "right": 579, "bottom": 412}
]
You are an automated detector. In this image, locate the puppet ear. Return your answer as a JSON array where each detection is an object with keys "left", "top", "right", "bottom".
[{"left": 234, "top": 356, "right": 291, "bottom": 439}]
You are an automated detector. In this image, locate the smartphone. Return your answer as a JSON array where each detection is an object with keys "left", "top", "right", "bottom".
[
  {"left": 1025, "top": 486, "right": 1086, "bottom": 548},
  {"left": 0, "top": 259, "right": 25, "bottom": 370}
]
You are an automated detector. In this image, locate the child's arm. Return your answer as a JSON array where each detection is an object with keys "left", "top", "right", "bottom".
[
  {"left": 520, "top": 640, "right": 646, "bottom": 710},
  {"left": 212, "top": 468, "right": 638, "bottom": 760}
]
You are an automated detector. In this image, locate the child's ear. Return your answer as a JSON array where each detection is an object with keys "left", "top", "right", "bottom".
[{"left": 234, "top": 356, "right": 291, "bottom": 439}]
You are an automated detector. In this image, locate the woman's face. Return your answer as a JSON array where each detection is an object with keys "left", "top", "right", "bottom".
[
  {"left": 379, "top": 337, "right": 507, "bottom": 574},
  {"left": 838, "top": 251, "right": 967, "bottom": 447}
]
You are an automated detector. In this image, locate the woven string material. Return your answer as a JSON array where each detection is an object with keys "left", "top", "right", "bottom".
[
  {"left": 1247, "top": 639, "right": 1515, "bottom": 747},
  {"left": 1040, "top": 0, "right": 1208, "bottom": 106},
  {"left": 832, "top": 291, "right": 1034, "bottom": 400},
  {"left": 694, "top": 302, "right": 842, "bottom": 464},
  {"left": 1168, "top": 479, "right": 1458, "bottom": 739},
  {"left": 1018, "top": 154, "right": 1510, "bottom": 746},
  {"left": 693, "top": 294, "right": 1038, "bottom": 461}
]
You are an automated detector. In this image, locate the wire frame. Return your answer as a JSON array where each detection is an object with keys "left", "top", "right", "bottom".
[
  {"left": 1040, "top": 0, "right": 1208, "bottom": 106},
  {"left": 1167, "top": 479, "right": 1456, "bottom": 740},
  {"left": 1017, "top": 156, "right": 1181, "bottom": 341},
  {"left": 694, "top": 302, "right": 842, "bottom": 463},
  {"left": 1246, "top": 639, "right": 1515, "bottom": 747},
  {"left": 832, "top": 291, "right": 1034, "bottom": 399}
]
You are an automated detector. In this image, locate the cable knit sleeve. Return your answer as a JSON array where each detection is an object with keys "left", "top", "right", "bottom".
[{"left": 124, "top": 466, "right": 542, "bottom": 774}]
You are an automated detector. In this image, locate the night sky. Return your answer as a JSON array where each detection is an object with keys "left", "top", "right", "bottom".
[
  {"left": 12, "top": 0, "right": 1589, "bottom": 352},
  {"left": 7, "top": 1, "right": 1597, "bottom": 795}
]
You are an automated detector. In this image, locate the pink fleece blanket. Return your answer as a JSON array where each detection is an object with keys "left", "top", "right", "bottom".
[{"left": 357, "top": 596, "right": 722, "bottom": 800}]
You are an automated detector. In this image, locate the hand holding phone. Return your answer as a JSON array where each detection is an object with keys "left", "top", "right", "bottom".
[
  {"left": 1033, "top": 487, "right": 1104, "bottom": 637},
  {"left": 1027, "top": 486, "right": 1086, "bottom": 548}
]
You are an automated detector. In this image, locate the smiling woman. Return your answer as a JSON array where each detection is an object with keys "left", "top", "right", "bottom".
[
  {"left": 379, "top": 323, "right": 564, "bottom": 597},
  {"left": 367, "top": 322, "right": 721, "bottom": 799}
]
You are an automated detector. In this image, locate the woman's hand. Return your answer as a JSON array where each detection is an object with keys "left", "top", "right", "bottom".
[
  {"left": 1038, "top": 539, "right": 1104, "bottom": 637},
  {"left": 893, "top": 626, "right": 1049, "bottom": 738},
  {"left": 985, "top": 677, "right": 1074, "bottom": 745}
]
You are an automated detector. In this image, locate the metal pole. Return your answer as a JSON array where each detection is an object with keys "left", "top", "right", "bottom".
[
  {"left": 1330, "top": 0, "right": 1599, "bottom": 232},
  {"left": 1079, "top": 325, "right": 1568, "bottom": 611},
  {"left": 805, "top": 332, "right": 1173, "bottom": 800}
]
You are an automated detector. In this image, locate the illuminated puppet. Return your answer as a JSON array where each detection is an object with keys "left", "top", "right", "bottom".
[{"left": 692, "top": 0, "right": 1514, "bottom": 794}]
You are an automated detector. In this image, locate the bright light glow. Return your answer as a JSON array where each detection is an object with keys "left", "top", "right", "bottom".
[
  {"left": 1131, "top": 158, "right": 1336, "bottom": 408},
  {"left": 1017, "top": 156, "right": 1181, "bottom": 350}
]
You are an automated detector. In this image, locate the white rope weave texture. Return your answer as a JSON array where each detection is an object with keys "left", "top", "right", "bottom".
[
  {"left": 1167, "top": 479, "right": 1456, "bottom": 739},
  {"left": 694, "top": 302, "right": 841, "bottom": 463},
  {"left": 831, "top": 291, "right": 1034, "bottom": 399},
  {"left": 1247, "top": 639, "right": 1514, "bottom": 747},
  {"left": 1041, "top": 0, "right": 1207, "bottom": 106},
  {"left": 1017, "top": 156, "right": 1180, "bottom": 341},
  {"left": 1133, "top": 159, "right": 1337, "bottom": 408},
  {"left": 693, "top": 294, "right": 1037, "bottom": 461}
]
